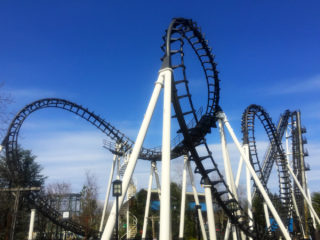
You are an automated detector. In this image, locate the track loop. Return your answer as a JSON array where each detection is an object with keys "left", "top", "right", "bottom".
[
  {"left": 162, "top": 18, "right": 273, "bottom": 238},
  {"left": 242, "top": 104, "right": 293, "bottom": 224}
]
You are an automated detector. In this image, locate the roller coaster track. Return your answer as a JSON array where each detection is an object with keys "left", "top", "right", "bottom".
[
  {"left": 1, "top": 18, "right": 301, "bottom": 239},
  {"left": 0, "top": 97, "right": 196, "bottom": 237},
  {"left": 0, "top": 98, "right": 142, "bottom": 237},
  {"left": 161, "top": 18, "right": 271, "bottom": 238},
  {"left": 258, "top": 110, "right": 291, "bottom": 195},
  {"left": 242, "top": 105, "right": 293, "bottom": 223}
]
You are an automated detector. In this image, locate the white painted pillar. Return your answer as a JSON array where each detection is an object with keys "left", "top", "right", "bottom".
[
  {"left": 142, "top": 162, "right": 155, "bottom": 239},
  {"left": 154, "top": 163, "right": 161, "bottom": 198},
  {"left": 160, "top": 68, "right": 173, "bottom": 240},
  {"left": 286, "top": 163, "right": 320, "bottom": 226},
  {"left": 101, "top": 70, "right": 166, "bottom": 240},
  {"left": 244, "top": 144, "right": 253, "bottom": 239},
  {"left": 218, "top": 119, "right": 239, "bottom": 240},
  {"left": 220, "top": 112, "right": 291, "bottom": 240},
  {"left": 263, "top": 202, "right": 271, "bottom": 230},
  {"left": 99, "top": 152, "right": 118, "bottom": 233},
  {"left": 178, "top": 156, "right": 188, "bottom": 239},
  {"left": 187, "top": 161, "right": 208, "bottom": 240},
  {"left": 126, "top": 206, "right": 130, "bottom": 238},
  {"left": 28, "top": 209, "right": 36, "bottom": 240},
  {"left": 285, "top": 128, "right": 306, "bottom": 236},
  {"left": 307, "top": 188, "right": 317, "bottom": 230},
  {"left": 291, "top": 190, "right": 306, "bottom": 238},
  {"left": 225, "top": 153, "right": 244, "bottom": 240},
  {"left": 204, "top": 180, "right": 217, "bottom": 240}
]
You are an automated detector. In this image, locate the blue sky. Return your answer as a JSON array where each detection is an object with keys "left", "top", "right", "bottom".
[{"left": 0, "top": 1, "right": 319, "bottom": 199}]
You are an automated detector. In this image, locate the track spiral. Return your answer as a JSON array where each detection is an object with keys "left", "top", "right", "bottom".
[
  {"left": 241, "top": 105, "right": 293, "bottom": 222},
  {"left": 162, "top": 18, "right": 271, "bottom": 238}
]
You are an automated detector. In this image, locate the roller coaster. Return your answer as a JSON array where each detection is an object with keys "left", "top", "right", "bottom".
[{"left": 1, "top": 18, "right": 319, "bottom": 240}]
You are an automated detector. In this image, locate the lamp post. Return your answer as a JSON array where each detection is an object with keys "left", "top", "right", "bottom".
[{"left": 113, "top": 180, "right": 122, "bottom": 240}]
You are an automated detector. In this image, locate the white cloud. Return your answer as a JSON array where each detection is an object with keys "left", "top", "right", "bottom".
[
  {"left": 14, "top": 112, "right": 320, "bottom": 203},
  {"left": 8, "top": 88, "right": 59, "bottom": 100},
  {"left": 268, "top": 74, "right": 320, "bottom": 95}
]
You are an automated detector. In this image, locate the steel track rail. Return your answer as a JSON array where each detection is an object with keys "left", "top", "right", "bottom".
[
  {"left": 162, "top": 18, "right": 272, "bottom": 239},
  {"left": 0, "top": 97, "right": 196, "bottom": 236},
  {"left": 290, "top": 111, "right": 309, "bottom": 231},
  {"left": 242, "top": 104, "right": 293, "bottom": 224},
  {"left": 252, "top": 110, "right": 291, "bottom": 199},
  {"left": 1, "top": 98, "right": 141, "bottom": 237}
]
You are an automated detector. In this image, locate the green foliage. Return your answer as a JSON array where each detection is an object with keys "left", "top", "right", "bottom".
[
  {"left": 312, "top": 192, "right": 320, "bottom": 230},
  {"left": 0, "top": 147, "right": 46, "bottom": 188},
  {"left": 77, "top": 171, "right": 101, "bottom": 236},
  {"left": 0, "top": 146, "right": 46, "bottom": 240},
  {"left": 127, "top": 182, "right": 202, "bottom": 239}
]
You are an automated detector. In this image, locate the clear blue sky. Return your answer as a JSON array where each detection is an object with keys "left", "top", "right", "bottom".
[{"left": 1, "top": 1, "right": 319, "bottom": 197}]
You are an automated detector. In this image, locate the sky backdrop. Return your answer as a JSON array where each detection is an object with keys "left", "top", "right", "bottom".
[{"left": 0, "top": 1, "right": 319, "bottom": 200}]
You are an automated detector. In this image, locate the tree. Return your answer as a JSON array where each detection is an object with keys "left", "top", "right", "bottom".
[
  {"left": 0, "top": 147, "right": 46, "bottom": 240},
  {"left": 312, "top": 192, "right": 320, "bottom": 230},
  {"left": 77, "top": 171, "right": 101, "bottom": 238},
  {"left": 127, "top": 182, "right": 200, "bottom": 239}
]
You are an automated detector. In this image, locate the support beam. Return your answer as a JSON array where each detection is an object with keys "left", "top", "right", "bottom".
[
  {"left": 160, "top": 68, "right": 172, "bottom": 240},
  {"left": 28, "top": 209, "right": 36, "bottom": 240},
  {"left": 99, "top": 152, "right": 118, "bottom": 233},
  {"left": 244, "top": 145, "right": 253, "bottom": 239},
  {"left": 154, "top": 163, "right": 161, "bottom": 198},
  {"left": 101, "top": 69, "right": 166, "bottom": 240},
  {"left": 286, "top": 163, "right": 320, "bottom": 226},
  {"left": 292, "top": 190, "right": 306, "bottom": 238},
  {"left": 204, "top": 179, "right": 217, "bottom": 240},
  {"left": 178, "top": 156, "right": 188, "bottom": 239},
  {"left": 307, "top": 188, "right": 317, "bottom": 230},
  {"left": 218, "top": 119, "right": 239, "bottom": 240},
  {"left": 263, "top": 202, "right": 271, "bottom": 230},
  {"left": 142, "top": 162, "right": 155, "bottom": 239},
  {"left": 187, "top": 161, "right": 208, "bottom": 240},
  {"left": 220, "top": 112, "right": 291, "bottom": 240}
]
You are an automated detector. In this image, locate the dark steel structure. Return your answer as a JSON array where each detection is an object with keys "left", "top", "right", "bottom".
[
  {"left": 241, "top": 105, "right": 293, "bottom": 222},
  {"left": 0, "top": 18, "right": 314, "bottom": 239}
]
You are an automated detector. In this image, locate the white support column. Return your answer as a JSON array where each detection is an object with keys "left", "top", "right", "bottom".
[
  {"left": 263, "top": 202, "right": 271, "bottom": 229},
  {"left": 286, "top": 163, "right": 320, "bottom": 226},
  {"left": 204, "top": 180, "right": 217, "bottom": 240},
  {"left": 220, "top": 112, "right": 291, "bottom": 240},
  {"left": 160, "top": 68, "right": 172, "bottom": 240},
  {"left": 28, "top": 209, "right": 36, "bottom": 240},
  {"left": 218, "top": 119, "right": 238, "bottom": 198},
  {"left": 235, "top": 156, "right": 244, "bottom": 188},
  {"left": 285, "top": 128, "right": 306, "bottom": 237},
  {"left": 101, "top": 70, "right": 166, "bottom": 240},
  {"left": 307, "top": 188, "right": 317, "bottom": 230},
  {"left": 142, "top": 162, "right": 155, "bottom": 239},
  {"left": 225, "top": 154, "right": 245, "bottom": 240},
  {"left": 178, "top": 155, "right": 188, "bottom": 239},
  {"left": 187, "top": 161, "right": 208, "bottom": 240},
  {"left": 99, "top": 153, "right": 118, "bottom": 233},
  {"left": 154, "top": 163, "right": 161, "bottom": 198},
  {"left": 218, "top": 119, "right": 239, "bottom": 240},
  {"left": 291, "top": 191, "right": 306, "bottom": 238},
  {"left": 244, "top": 144, "right": 253, "bottom": 239},
  {"left": 126, "top": 206, "right": 130, "bottom": 239}
]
